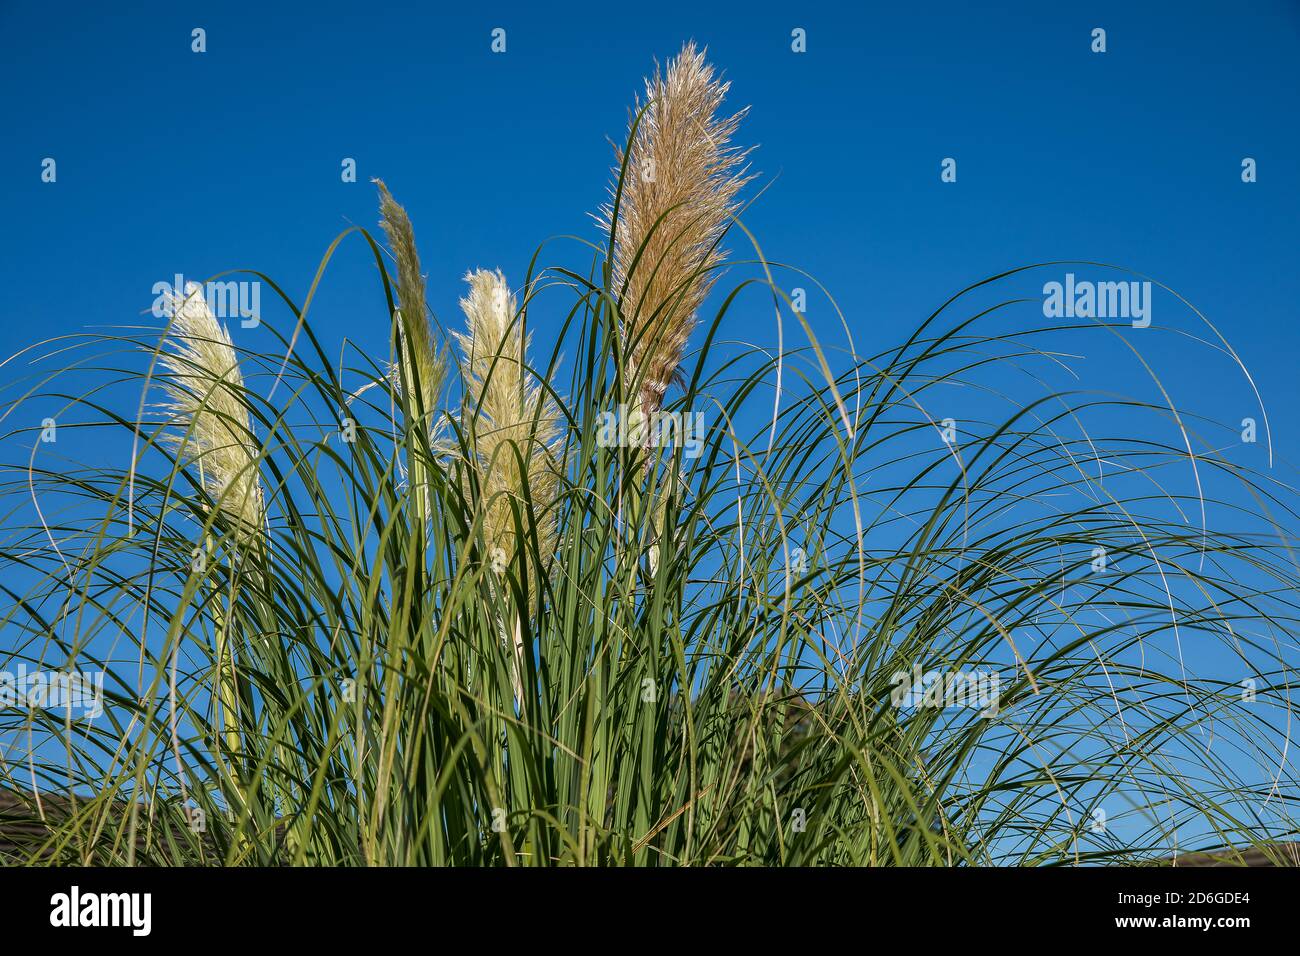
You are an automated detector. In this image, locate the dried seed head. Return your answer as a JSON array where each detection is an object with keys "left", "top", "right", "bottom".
[
  {"left": 597, "top": 42, "right": 753, "bottom": 416},
  {"left": 376, "top": 179, "right": 446, "bottom": 421}
]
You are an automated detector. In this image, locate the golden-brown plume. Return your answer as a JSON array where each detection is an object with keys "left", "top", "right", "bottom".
[{"left": 597, "top": 41, "right": 752, "bottom": 418}]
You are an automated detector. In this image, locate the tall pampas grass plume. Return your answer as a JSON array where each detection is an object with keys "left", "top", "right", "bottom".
[
  {"left": 597, "top": 41, "right": 753, "bottom": 419},
  {"left": 375, "top": 179, "right": 447, "bottom": 427},
  {"left": 375, "top": 180, "right": 448, "bottom": 527},
  {"left": 456, "top": 269, "right": 562, "bottom": 704},
  {"left": 156, "top": 282, "right": 265, "bottom": 546},
  {"left": 155, "top": 281, "right": 263, "bottom": 764},
  {"left": 455, "top": 268, "right": 562, "bottom": 583}
]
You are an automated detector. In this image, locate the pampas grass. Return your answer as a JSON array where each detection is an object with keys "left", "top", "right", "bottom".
[
  {"left": 156, "top": 282, "right": 264, "bottom": 543},
  {"left": 1, "top": 44, "right": 1298, "bottom": 868},
  {"left": 454, "top": 268, "right": 561, "bottom": 700},
  {"left": 376, "top": 179, "right": 449, "bottom": 535},
  {"left": 154, "top": 282, "right": 265, "bottom": 768},
  {"left": 597, "top": 41, "right": 752, "bottom": 420},
  {"left": 375, "top": 179, "right": 445, "bottom": 418},
  {"left": 454, "top": 269, "right": 562, "bottom": 579}
]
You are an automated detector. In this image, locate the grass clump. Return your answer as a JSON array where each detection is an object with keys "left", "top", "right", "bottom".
[{"left": 1, "top": 44, "right": 1297, "bottom": 867}]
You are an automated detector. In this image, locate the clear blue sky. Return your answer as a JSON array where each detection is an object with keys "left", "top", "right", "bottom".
[{"left": 2, "top": 1, "right": 1296, "bottom": 430}]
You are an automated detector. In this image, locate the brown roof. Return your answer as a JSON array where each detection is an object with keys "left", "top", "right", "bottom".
[{"left": 1167, "top": 843, "right": 1300, "bottom": 867}]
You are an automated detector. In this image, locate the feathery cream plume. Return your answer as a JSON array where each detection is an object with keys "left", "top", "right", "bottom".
[
  {"left": 456, "top": 268, "right": 562, "bottom": 579},
  {"left": 456, "top": 269, "right": 562, "bottom": 703},
  {"left": 597, "top": 41, "right": 752, "bottom": 419},
  {"left": 156, "top": 281, "right": 262, "bottom": 768},
  {"left": 157, "top": 282, "right": 265, "bottom": 544}
]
